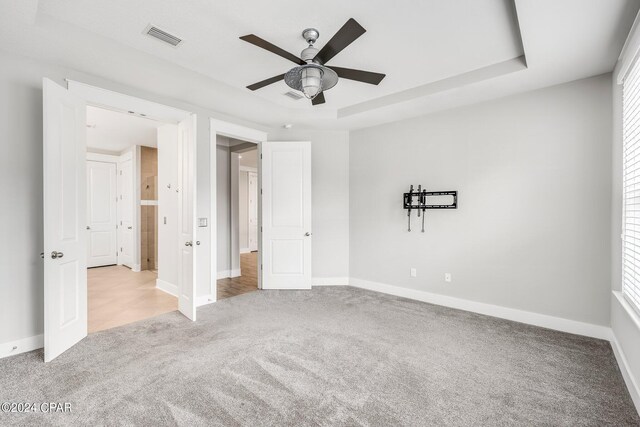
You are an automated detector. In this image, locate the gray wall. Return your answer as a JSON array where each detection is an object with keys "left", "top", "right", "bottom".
[
  {"left": 216, "top": 139, "right": 231, "bottom": 273},
  {"left": 349, "top": 74, "right": 613, "bottom": 326},
  {"left": 268, "top": 129, "right": 350, "bottom": 279}
]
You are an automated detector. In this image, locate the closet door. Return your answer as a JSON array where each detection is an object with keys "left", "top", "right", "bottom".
[{"left": 86, "top": 161, "right": 117, "bottom": 267}]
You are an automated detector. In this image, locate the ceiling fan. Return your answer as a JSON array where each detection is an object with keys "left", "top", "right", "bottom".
[{"left": 240, "top": 18, "right": 386, "bottom": 105}]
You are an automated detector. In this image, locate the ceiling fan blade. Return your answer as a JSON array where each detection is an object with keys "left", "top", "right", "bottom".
[
  {"left": 247, "top": 74, "right": 284, "bottom": 91},
  {"left": 328, "top": 66, "right": 386, "bottom": 85},
  {"left": 240, "top": 34, "right": 305, "bottom": 65},
  {"left": 312, "top": 92, "right": 326, "bottom": 105},
  {"left": 314, "top": 18, "right": 366, "bottom": 65}
]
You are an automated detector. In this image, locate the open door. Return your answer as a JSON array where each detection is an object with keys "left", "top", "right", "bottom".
[
  {"left": 261, "top": 141, "right": 312, "bottom": 289},
  {"left": 177, "top": 115, "right": 197, "bottom": 320},
  {"left": 43, "top": 78, "right": 87, "bottom": 362}
]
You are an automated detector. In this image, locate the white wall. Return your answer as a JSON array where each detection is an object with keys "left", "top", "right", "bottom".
[
  {"left": 611, "top": 42, "right": 640, "bottom": 407},
  {"left": 0, "top": 50, "right": 267, "bottom": 353},
  {"left": 350, "top": 74, "right": 613, "bottom": 326},
  {"left": 157, "top": 124, "right": 179, "bottom": 294},
  {"left": 267, "top": 129, "right": 350, "bottom": 280}
]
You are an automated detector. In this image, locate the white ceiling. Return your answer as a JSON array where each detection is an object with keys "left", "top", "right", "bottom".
[
  {"left": 0, "top": 0, "right": 637, "bottom": 130},
  {"left": 86, "top": 106, "right": 162, "bottom": 152}
]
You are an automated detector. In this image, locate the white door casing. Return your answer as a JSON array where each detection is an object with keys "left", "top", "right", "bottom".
[
  {"left": 118, "top": 155, "right": 134, "bottom": 268},
  {"left": 43, "top": 78, "right": 87, "bottom": 362},
  {"left": 261, "top": 141, "right": 312, "bottom": 289},
  {"left": 86, "top": 161, "right": 117, "bottom": 267},
  {"left": 248, "top": 171, "right": 258, "bottom": 252},
  {"left": 177, "top": 114, "right": 197, "bottom": 320}
]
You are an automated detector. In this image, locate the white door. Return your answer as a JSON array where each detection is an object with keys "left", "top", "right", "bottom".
[
  {"left": 43, "top": 78, "right": 87, "bottom": 362},
  {"left": 118, "top": 156, "right": 134, "bottom": 268},
  {"left": 86, "top": 161, "right": 117, "bottom": 267},
  {"left": 261, "top": 141, "right": 312, "bottom": 289},
  {"left": 177, "top": 115, "right": 197, "bottom": 320},
  {"left": 248, "top": 171, "right": 259, "bottom": 252}
]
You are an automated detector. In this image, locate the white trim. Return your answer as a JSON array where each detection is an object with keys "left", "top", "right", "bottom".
[
  {"left": 611, "top": 333, "right": 640, "bottom": 413},
  {"left": 240, "top": 248, "right": 251, "bottom": 254},
  {"left": 348, "top": 278, "right": 612, "bottom": 340},
  {"left": 156, "top": 278, "right": 178, "bottom": 297},
  {"left": 196, "top": 294, "right": 216, "bottom": 307},
  {"left": 216, "top": 269, "right": 242, "bottom": 279},
  {"left": 140, "top": 200, "right": 158, "bottom": 206},
  {"left": 240, "top": 166, "right": 258, "bottom": 173},
  {"left": 312, "top": 277, "right": 350, "bottom": 286},
  {"left": 67, "top": 80, "right": 191, "bottom": 123},
  {"left": 616, "top": 10, "right": 640, "bottom": 84},
  {"left": 86, "top": 152, "right": 119, "bottom": 163},
  {"left": 131, "top": 263, "right": 141, "bottom": 273},
  {"left": 1, "top": 334, "right": 44, "bottom": 359}
]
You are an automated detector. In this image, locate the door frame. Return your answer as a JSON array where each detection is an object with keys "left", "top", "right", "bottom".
[
  {"left": 66, "top": 80, "right": 197, "bottom": 313},
  {"left": 210, "top": 119, "right": 267, "bottom": 299}
]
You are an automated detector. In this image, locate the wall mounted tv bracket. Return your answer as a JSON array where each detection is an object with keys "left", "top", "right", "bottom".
[{"left": 403, "top": 185, "right": 457, "bottom": 232}]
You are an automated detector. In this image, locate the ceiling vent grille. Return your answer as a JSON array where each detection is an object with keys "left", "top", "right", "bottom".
[
  {"left": 144, "top": 25, "right": 183, "bottom": 47},
  {"left": 283, "top": 91, "right": 303, "bottom": 100}
]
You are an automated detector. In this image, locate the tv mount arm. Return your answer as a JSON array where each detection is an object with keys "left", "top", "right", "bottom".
[{"left": 403, "top": 186, "right": 457, "bottom": 232}]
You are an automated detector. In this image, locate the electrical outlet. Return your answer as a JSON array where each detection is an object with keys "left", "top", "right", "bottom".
[
  {"left": 410, "top": 268, "right": 417, "bottom": 278},
  {"left": 444, "top": 273, "right": 452, "bottom": 283}
]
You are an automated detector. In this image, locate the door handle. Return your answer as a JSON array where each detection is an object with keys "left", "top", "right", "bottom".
[
  {"left": 51, "top": 251, "right": 64, "bottom": 259},
  {"left": 196, "top": 241, "right": 200, "bottom": 246},
  {"left": 185, "top": 241, "right": 193, "bottom": 247},
  {"left": 305, "top": 232, "right": 312, "bottom": 237},
  {"left": 127, "top": 226, "right": 132, "bottom": 230},
  {"left": 86, "top": 226, "right": 91, "bottom": 230}
]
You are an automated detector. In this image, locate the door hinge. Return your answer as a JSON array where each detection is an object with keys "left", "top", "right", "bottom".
[
  {"left": 120, "top": 247, "right": 123, "bottom": 252},
  {"left": 260, "top": 154, "right": 263, "bottom": 159}
]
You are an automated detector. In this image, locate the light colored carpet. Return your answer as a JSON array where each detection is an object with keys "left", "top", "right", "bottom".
[{"left": 0, "top": 286, "right": 638, "bottom": 426}]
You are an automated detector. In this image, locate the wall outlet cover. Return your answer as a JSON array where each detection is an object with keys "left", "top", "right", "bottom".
[
  {"left": 410, "top": 268, "right": 417, "bottom": 278},
  {"left": 445, "top": 273, "right": 452, "bottom": 283}
]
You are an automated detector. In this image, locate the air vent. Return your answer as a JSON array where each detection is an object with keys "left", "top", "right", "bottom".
[
  {"left": 283, "top": 91, "right": 303, "bottom": 101},
  {"left": 144, "top": 25, "right": 183, "bottom": 47}
]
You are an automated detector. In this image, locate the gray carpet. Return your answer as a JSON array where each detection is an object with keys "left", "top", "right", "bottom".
[{"left": 0, "top": 286, "right": 638, "bottom": 426}]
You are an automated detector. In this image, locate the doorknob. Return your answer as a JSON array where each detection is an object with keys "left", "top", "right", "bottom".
[
  {"left": 185, "top": 241, "right": 193, "bottom": 247},
  {"left": 305, "top": 232, "right": 312, "bottom": 237},
  {"left": 196, "top": 241, "right": 200, "bottom": 246},
  {"left": 127, "top": 226, "right": 132, "bottom": 230},
  {"left": 86, "top": 226, "right": 91, "bottom": 230},
  {"left": 51, "top": 251, "right": 64, "bottom": 259}
]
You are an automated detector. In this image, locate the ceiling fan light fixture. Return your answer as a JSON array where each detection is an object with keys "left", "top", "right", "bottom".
[{"left": 284, "top": 64, "right": 338, "bottom": 100}]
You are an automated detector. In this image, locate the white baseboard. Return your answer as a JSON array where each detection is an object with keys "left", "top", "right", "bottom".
[
  {"left": 131, "top": 264, "right": 141, "bottom": 273},
  {"left": 312, "top": 277, "right": 350, "bottom": 286},
  {"left": 196, "top": 294, "right": 216, "bottom": 307},
  {"left": 611, "top": 333, "right": 640, "bottom": 413},
  {"left": 348, "top": 278, "right": 612, "bottom": 340},
  {"left": 217, "top": 269, "right": 242, "bottom": 279},
  {"left": 156, "top": 279, "right": 178, "bottom": 297},
  {"left": 1, "top": 334, "right": 43, "bottom": 359},
  {"left": 240, "top": 248, "right": 250, "bottom": 254}
]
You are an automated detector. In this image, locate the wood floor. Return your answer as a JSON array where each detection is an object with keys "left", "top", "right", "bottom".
[
  {"left": 88, "top": 265, "right": 178, "bottom": 333},
  {"left": 217, "top": 252, "right": 259, "bottom": 300}
]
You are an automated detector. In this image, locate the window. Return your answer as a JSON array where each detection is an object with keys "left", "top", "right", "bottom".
[{"left": 623, "top": 54, "right": 640, "bottom": 315}]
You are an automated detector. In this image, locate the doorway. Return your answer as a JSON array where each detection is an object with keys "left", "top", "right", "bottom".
[
  {"left": 85, "top": 106, "right": 178, "bottom": 333},
  {"left": 216, "top": 137, "right": 259, "bottom": 300},
  {"left": 43, "top": 79, "right": 197, "bottom": 362}
]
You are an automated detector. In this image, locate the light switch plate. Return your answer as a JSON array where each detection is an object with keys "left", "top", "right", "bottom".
[{"left": 198, "top": 218, "right": 208, "bottom": 227}]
